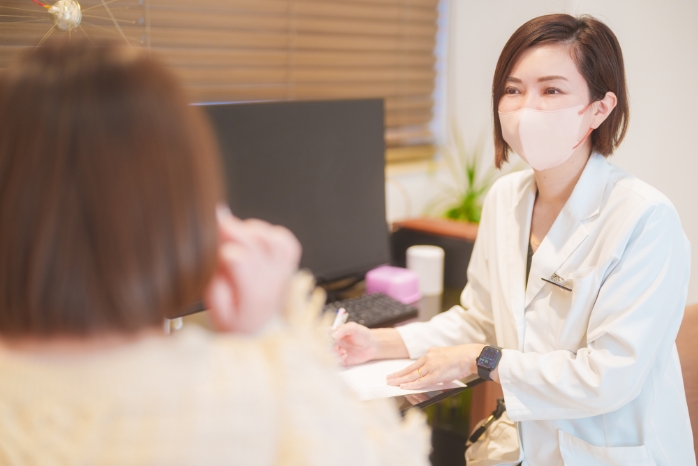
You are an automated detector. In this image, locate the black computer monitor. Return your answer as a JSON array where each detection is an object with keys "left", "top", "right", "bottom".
[{"left": 202, "top": 99, "right": 390, "bottom": 284}]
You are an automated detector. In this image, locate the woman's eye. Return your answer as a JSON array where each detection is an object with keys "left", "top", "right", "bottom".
[
  {"left": 504, "top": 87, "right": 519, "bottom": 95},
  {"left": 545, "top": 87, "right": 562, "bottom": 95}
]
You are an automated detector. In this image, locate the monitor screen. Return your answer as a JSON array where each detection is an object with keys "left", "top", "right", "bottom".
[{"left": 202, "top": 99, "right": 390, "bottom": 283}]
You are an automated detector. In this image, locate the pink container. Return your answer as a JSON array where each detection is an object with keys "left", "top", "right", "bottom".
[{"left": 365, "top": 265, "right": 421, "bottom": 304}]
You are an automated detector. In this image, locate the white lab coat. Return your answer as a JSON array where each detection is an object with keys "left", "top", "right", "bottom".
[{"left": 397, "top": 154, "right": 694, "bottom": 465}]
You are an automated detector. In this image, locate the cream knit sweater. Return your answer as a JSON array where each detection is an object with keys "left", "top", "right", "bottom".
[{"left": 0, "top": 277, "right": 430, "bottom": 466}]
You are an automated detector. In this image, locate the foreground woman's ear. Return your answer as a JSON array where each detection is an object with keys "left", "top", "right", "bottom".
[
  {"left": 590, "top": 91, "right": 618, "bottom": 129},
  {"left": 205, "top": 206, "right": 302, "bottom": 334}
]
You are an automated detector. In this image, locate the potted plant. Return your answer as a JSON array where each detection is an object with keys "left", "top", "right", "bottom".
[
  {"left": 391, "top": 124, "right": 515, "bottom": 290},
  {"left": 426, "top": 126, "right": 495, "bottom": 225}
]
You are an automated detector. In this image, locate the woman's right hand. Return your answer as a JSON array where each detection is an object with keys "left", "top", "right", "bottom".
[
  {"left": 332, "top": 322, "right": 378, "bottom": 366},
  {"left": 205, "top": 205, "right": 301, "bottom": 335}
]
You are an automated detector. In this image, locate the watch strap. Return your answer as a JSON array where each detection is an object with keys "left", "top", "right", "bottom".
[
  {"left": 477, "top": 345, "right": 503, "bottom": 381},
  {"left": 477, "top": 364, "right": 493, "bottom": 381}
]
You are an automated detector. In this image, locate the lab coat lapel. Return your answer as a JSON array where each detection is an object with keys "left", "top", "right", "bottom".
[
  {"left": 524, "top": 211, "right": 588, "bottom": 308},
  {"left": 524, "top": 154, "right": 610, "bottom": 309},
  {"left": 506, "top": 172, "right": 536, "bottom": 350}
]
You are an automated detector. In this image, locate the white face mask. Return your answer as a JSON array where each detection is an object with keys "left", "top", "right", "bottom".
[{"left": 498, "top": 103, "right": 594, "bottom": 170}]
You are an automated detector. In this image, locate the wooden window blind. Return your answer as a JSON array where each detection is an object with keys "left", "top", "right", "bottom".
[{"left": 0, "top": 0, "right": 439, "bottom": 162}]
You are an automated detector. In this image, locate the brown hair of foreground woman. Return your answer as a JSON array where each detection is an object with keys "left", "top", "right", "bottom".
[
  {"left": 0, "top": 40, "right": 222, "bottom": 336},
  {"left": 492, "top": 13, "right": 630, "bottom": 168}
]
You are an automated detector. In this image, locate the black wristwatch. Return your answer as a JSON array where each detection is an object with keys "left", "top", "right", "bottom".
[{"left": 476, "top": 346, "right": 503, "bottom": 381}]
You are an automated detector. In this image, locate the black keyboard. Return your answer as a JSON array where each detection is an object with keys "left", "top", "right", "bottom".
[{"left": 324, "top": 292, "right": 419, "bottom": 328}]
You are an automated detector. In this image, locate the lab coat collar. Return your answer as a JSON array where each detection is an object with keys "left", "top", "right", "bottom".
[
  {"left": 521, "top": 153, "right": 611, "bottom": 310},
  {"left": 505, "top": 171, "right": 536, "bottom": 348},
  {"left": 558, "top": 152, "right": 610, "bottom": 222}
]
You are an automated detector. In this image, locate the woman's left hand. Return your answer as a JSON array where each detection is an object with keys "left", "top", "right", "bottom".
[{"left": 386, "top": 344, "right": 486, "bottom": 389}]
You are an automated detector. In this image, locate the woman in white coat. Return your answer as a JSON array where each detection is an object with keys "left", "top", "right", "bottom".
[{"left": 333, "top": 14, "right": 694, "bottom": 466}]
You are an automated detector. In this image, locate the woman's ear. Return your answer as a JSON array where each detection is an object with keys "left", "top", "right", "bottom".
[{"left": 591, "top": 91, "right": 618, "bottom": 129}]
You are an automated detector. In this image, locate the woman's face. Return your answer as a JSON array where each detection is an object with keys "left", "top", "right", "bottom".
[{"left": 498, "top": 44, "right": 590, "bottom": 113}]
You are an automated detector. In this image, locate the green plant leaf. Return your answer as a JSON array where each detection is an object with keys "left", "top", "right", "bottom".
[{"left": 424, "top": 123, "right": 521, "bottom": 224}]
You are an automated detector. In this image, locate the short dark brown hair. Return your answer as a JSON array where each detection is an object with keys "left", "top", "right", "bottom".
[
  {"left": 0, "top": 41, "right": 222, "bottom": 337},
  {"left": 492, "top": 14, "right": 630, "bottom": 168}
]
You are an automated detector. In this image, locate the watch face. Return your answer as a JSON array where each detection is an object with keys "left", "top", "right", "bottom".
[{"left": 477, "top": 347, "right": 501, "bottom": 371}]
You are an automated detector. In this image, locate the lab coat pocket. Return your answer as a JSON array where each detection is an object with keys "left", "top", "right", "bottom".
[
  {"left": 548, "top": 267, "right": 600, "bottom": 348},
  {"left": 558, "top": 430, "right": 656, "bottom": 466}
]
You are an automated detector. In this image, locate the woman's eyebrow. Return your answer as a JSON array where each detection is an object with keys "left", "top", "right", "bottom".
[
  {"left": 538, "top": 75, "right": 568, "bottom": 82},
  {"left": 504, "top": 75, "right": 568, "bottom": 83}
]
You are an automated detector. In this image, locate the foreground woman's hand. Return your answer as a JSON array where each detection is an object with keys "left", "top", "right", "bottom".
[
  {"left": 386, "top": 344, "right": 487, "bottom": 389},
  {"left": 205, "top": 206, "right": 301, "bottom": 334}
]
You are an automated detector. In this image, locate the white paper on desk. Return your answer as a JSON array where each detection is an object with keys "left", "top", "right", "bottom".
[{"left": 338, "top": 359, "right": 465, "bottom": 401}]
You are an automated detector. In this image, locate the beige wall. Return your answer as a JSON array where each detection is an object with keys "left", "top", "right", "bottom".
[{"left": 388, "top": 0, "right": 698, "bottom": 303}]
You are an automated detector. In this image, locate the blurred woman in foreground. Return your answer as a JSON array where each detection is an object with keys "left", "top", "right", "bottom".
[{"left": 0, "top": 41, "right": 428, "bottom": 465}]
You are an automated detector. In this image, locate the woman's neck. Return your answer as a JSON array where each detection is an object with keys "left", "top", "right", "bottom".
[
  {"left": 528, "top": 141, "right": 593, "bottom": 252},
  {"left": 533, "top": 141, "right": 592, "bottom": 206}
]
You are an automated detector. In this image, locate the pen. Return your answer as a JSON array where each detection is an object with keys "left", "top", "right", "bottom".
[{"left": 331, "top": 308, "right": 348, "bottom": 330}]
